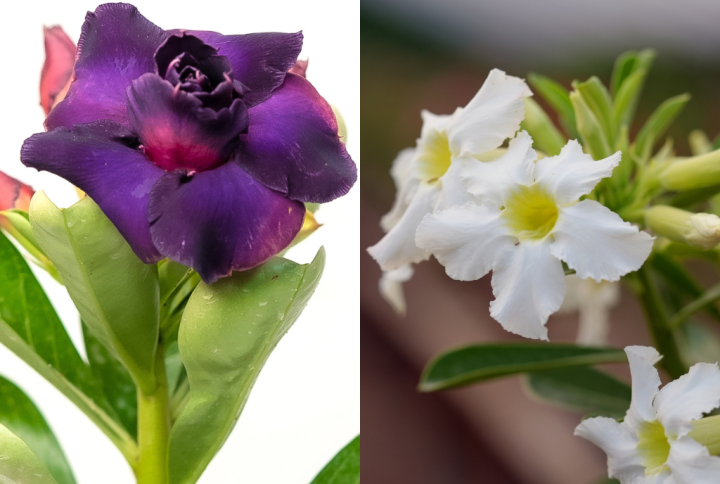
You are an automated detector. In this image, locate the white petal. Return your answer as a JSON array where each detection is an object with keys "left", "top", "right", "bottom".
[
  {"left": 416, "top": 203, "right": 515, "bottom": 281},
  {"left": 420, "top": 110, "right": 453, "bottom": 141},
  {"left": 447, "top": 68, "right": 531, "bottom": 156},
  {"left": 368, "top": 183, "right": 439, "bottom": 271},
  {"left": 436, "top": 160, "right": 480, "bottom": 210},
  {"left": 489, "top": 238, "right": 566, "bottom": 340},
  {"left": 380, "top": 148, "right": 421, "bottom": 232},
  {"left": 535, "top": 140, "right": 621, "bottom": 205},
  {"left": 624, "top": 346, "right": 663, "bottom": 432},
  {"left": 379, "top": 265, "right": 414, "bottom": 316},
  {"left": 666, "top": 436, "right": 720, "bottom": 483},
  {"left": 461, "top": 130, "right": 537, "bottom": 207},
  {"left": 550, "top": 200, "right": 654, "bottom": 282},
  {"left": 576, "top": 280, "right": 620, "bottom": 346},
  {"left": 655, "top": 363, "right": 720, "bottom": 438},
  {"left": 574, "top": 417, "right": 646, "bottom": 484}
]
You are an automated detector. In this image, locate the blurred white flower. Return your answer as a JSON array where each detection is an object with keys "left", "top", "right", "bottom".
[
  {"left": 368, "top": 69, "right": 532, "bottom": 274},
  {"left": 415, "top": 135, "right": 653, "bottom": 339},
  {"left": 378, "top": 265, "right": 414, "bottom": 316},
  {"left": 560, "top": 274, "right": 620, "bottom": 346},
  {"left": 575, "top": 346, "right": 720, "bottom": 483}
]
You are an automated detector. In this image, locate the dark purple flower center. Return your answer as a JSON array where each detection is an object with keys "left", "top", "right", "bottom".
[{"left": 127, "top": 34, "right": 250, "bottom": 173}]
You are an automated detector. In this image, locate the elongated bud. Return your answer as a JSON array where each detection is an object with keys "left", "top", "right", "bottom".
[
  {"left": 660, "top": 149, "right": 720, "bottom": 191},
  {"left": 690, "top": 414, "right": 720, "bottom": 456},
  {"left": 646, "top": 205, "right": 720, "bottom": 250}
]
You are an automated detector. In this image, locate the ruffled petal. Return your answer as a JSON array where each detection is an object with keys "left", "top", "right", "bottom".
[
  {"left": 367, "top": 183, "right": 439, "bottom": 271},
  {"left": 535, "top": 140, "right": 621, "bottom": 205},
  {"left": 20, "top": 121, "right": 164, "bottom": 262},
  {"left": 489, "top": 238, "right": 566, "bottom": 340},
  {"left": 667, "top": 437, "right": 720, "bottom": 483},
  {"left": 655, "top": 363, "right": 720, "bottom": 438},
  {"left": 415, "top": 203, "right": 515, "bottom": 281},
  {"left": 461, "top": 131, "right": 536, "bottom": 207},
  {"left": 574, "top": 417, "right": 646, "bottom": 484},
  {"left": 436, "top": 160, "right": 479, "bottom": 210},
  {"left": 181, "top": 30, "right": 303, "bottom": 107},
  {"left": 147, "top": 162, "right": 304, "bottom": 284},
  {"left": 46, "top": 4, "right": 168, "bottom": 130},
  {"left": 379, "top": 265, "right": 414, "bottom": 316},
  {"left": 550, "top": 200, "right": 654, "bottom": 282},
  {"left": 127, "top": 73, "right": 249, "bottom": 172},
  {"left": 624, "top": 346, "right": 662, "bottom": 433},
  {"left": 41, "top": 26, "right": 76, "bottom": 115},
  {"left": 380, "top": 148, "right": 420, "bottom": 232},
  {"left": 234, "top": 73, "right": 356, "bottom": 203},
  {"left": 447, "top": 69, "right": 531, "bottom": 156}
]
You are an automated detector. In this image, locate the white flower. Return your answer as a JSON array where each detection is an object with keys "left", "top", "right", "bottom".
[
  {"left": 368, "top": 69, "right": 532, "bottom": 272},
  {"left": 575, "top": 345, "right": 720, "bottom": 483},
  {"left": 559, "top": 274, "right": 620, "bottom": 346},
  {"left": 379, "top": 265, "right": 414, "bottom": 316},
  {"left": 415, "top": 134, "right": 653, "bottom": 339}
]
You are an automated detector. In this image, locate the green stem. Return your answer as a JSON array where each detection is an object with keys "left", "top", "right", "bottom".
[
  {"left": 635, "top": 266, "right": 687, "bottom": 379},
  {"left": 135, "top": 343, "right": 170, "bottom": 484},
  {"left": 669, "top": 281, "right": 720, "bottom": 329}
]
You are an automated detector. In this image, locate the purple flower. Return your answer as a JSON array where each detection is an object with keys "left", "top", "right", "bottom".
[{"left": 22, "top": 3, "right": 356, "bottom": 283}]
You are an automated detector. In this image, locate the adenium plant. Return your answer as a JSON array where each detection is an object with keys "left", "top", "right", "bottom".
[{"left": 0, "top": 3, "right": 358, "bottom": 484}]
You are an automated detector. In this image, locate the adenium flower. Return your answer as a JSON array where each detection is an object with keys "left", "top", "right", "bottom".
[
  {"left": 367, "top": 69, "right": 531, "bottom": 299},
  {"left": 559, "top": 274, "right": 620, "bottom": 346},
  {"left": 415, "top": 134, "right": 653, "bottom": 339},
  {"left": 22, "top": 3, "right": 356, "bottom": 283},
  {"left": 576, "top": 346, "right": 720, "bottom": 483},
  {"left": 378, "top": 264, "right": 414, "bottom": 316},
  {"left": 40, "top": 26, "right": 76, "bottom": 115},
  {"left": 0, "top": 172, "right": 34, "bottom": 230}
]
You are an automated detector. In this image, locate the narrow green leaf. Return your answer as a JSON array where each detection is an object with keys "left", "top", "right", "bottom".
[
  {"left": 527, "top": 73, "right": 577, "bottom": 138},
  {"left": 525, "top": 367, "right": 631, "bottom": 419},
  {"left": 610, "top": 51, "right": 639, "bottom": 96},
  {"left": 669, "top": 281, "right": 720, "bottom": 329},
  {"left": 310, "top": 436, "right": 360, "bottom": 484},
  {"left": 613, "top": 68, "right": 648, "bottom": 132},
  {"left": 30, "top": 193, "right": 160, "bottom": 394},
  {"left": 419, "top": 343, "right": 627, "bottom": 391},
  {"left": 633, "top": 94, "right": 690, "bottom": 163},
  {"left": 168, "top": 248, "right": 326, "bottom": 484},
  {"left": 681, "top": 322, "right": 720, "bottom": 366},
  {"left": 83, "top": 324, "right": 137, "bottom": 440},
  {"left": 0, "top": 423, "right": 59, "bottom": 484},
  {"left": 570, "top": 91, "right": 611, "bottom": 160},
  {"left": 689, "top": 130, "right": 713, "bottom": 156},
  {"left": 520, "top": 98, "right": 566, "bottom": 156},
  {"left": 0, "top": 229, "right": 135, "bottom": 460},
  {"left": 0, "top": 375, "right": 75, "bottom": 484},
  {"left": 574, "top": 77, "right": 614, "bottom": 142}
]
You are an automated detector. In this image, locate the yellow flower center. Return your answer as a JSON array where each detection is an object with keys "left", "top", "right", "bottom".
[
  {"left": 637, "top": 420, "right": 671, "bottom": 475},
  {"left": 417, "top": 131, "right": 452, "bottom": 183},
  {"left": 502, "top": 183, "right": 558, "bottom": 240}
]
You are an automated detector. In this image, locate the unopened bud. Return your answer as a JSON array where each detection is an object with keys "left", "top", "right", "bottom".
[
  {"left": 646, "top": 205, "right": 720, "bottom": 250},
  {"left": 690, "top": 414, "right": 720, "bottom": 456},
  {"left": 660, "top": 149, "right": 720, "bottom": 191}
]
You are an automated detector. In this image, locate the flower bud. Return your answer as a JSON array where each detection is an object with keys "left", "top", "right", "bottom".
[
  {"left": 41, "top": 26, "right": 76, "bottom": 115},
  {"left": 660, "top": 149, "right": 720, "bottom": 191},
  {"left": 690, "top": 414, "right": 720, "bottom": 456},
  {"left": 645, "top": 205, "right": 720, "bottom": 250}
]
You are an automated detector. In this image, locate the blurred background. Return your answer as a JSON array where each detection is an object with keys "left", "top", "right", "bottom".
[{"left": 361, "top": 1, "right": 720, "bottom": 483}]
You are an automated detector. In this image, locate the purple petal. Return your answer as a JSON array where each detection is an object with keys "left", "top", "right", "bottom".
[
  {"left": 234, "top": 73, "right": 357, "bottom": 203},
  {"left": 147, "top": 163, "right": 304, "bottom": 283},
  {"left": 45, "top": 4, "right": 168, "bottom": 130},
  {"left": 127, "top": 73, "right": 249, "bottom": 172},
  {"left": 180, "top": 30, "right": 303, "bottom": 107},
  {"left": 21, "top": 121, "right": 164, "bottom": 262}
]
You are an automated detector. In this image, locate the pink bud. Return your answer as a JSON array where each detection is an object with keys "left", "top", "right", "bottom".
[{"left": 41, "top": 26, "right": 76, "bottom": 115}]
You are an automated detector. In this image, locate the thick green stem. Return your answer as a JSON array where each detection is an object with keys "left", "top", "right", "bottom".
[
  {"left": 135, "top": 343, "right": 170, "bottom": 484},
  {"left": 636, "top": 266, "right": 687, "bottom": 379}
]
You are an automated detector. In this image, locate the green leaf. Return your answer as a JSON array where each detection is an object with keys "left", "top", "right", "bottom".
[
  {"left": 527, "top": 73, "right": 578, "bottom": 138},
  {"left": 520, "top": 98, "right": 566, "bottom": 156},
  {"left": 0, "top": 229, "right": 135, "bottom": 460},
  {"left": 158, "top": 260, "right": 201, "bottom": 343},
  {"left": 573, "top": 77, "right": 614, "bottom": 142},
  {"left": 168, "top": 248, "right": 326, "bottom": 484},
  {"left": 83, "top": 324, "right": 137, "bottom": 440},
  {"left": 0, "top": 375, "right": 75, "bottom": 483},
  {"left": 595, "top": 479, "right": 620, "bottom": 484},
  {"left": 570, "top": 91, "right": 611, "bottom": 160},
  {"left": 419, "top": 343, "right": 627, "bottom": 391},
  {"left": 633, "top": 94, "right": 690, "bottom": 163},
  {"left": 689, "top": 130, "right": 713, "bottom": 156},
  {"left": 681, "top": 322, "right": 720, "bottom": 366},
  {"left": 610, "top": 51, "right": 639, "bottom": 96},
  {"left": 0, "top": 422, "right": 59, "bottom": 484},
  {"left": 525, "top": 367, "right": 631, "bottom": 419},
  {"left": 310, "top": 436, "right": 360, "bottom": 484},
  {"left": 613, "top": 68, "right": 648, "bottom": 133},
  {"left": 30, "top": 193, "right": 160, "bottom": 394}
]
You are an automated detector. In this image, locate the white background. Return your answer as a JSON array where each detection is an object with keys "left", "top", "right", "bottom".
[{"left": 0, "top": 1, "right": 359, "bottom": 483}]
